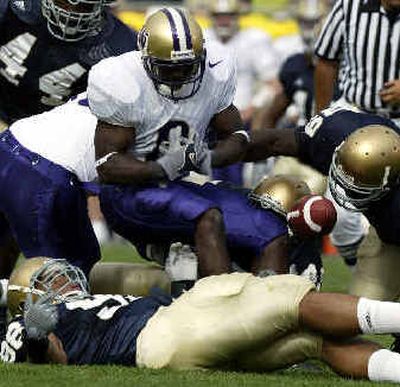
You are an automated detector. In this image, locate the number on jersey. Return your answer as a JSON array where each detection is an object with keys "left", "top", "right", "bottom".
[
  {"left": 65, "top": 295, "right": 140, "bottom": 321},
  {"left": 0, "top": 33, "right": 86, "bottom": 106}
]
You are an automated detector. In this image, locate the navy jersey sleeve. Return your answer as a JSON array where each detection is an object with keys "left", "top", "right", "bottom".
[
  {"left": 295, "top": 107, "right": 400, "bottom": 175},
  {"left": 78, "top": 11, "right": 137, "bottom": 66},
  {"left": 105, "top": 13, "right": 138, "bottom": 54},
  {"left": 9, "top": 0, "right": 41, "bottom": 24},
  {"left": 0, "top": 0, "right": 7, "bottom": 22},
  {"left": 279, "top": 54, "right": 302, "bottom": 101}
]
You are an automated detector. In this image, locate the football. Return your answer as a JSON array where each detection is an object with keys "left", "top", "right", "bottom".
[{"left": 287, "top": 195, "right": 337, "bottom": 238}]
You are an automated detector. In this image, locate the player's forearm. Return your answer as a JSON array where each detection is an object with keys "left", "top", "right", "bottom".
[
  {"left": 244, "top": 128, "right": 298, "bottom": 162},
  {"left": 314, "top": 58, "right": 339, "bottom": 112},
  {"left": 211, "top": 134, "right": 248, "bottom": 168},
  {"left": 96, "top": 153, "right": 165, "bottom": 185},
  {"left": 259, "top": 91, "right": 290, "bottom": 128}
]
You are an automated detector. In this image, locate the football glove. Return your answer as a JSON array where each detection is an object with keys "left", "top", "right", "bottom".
[
  {"left": 165, "top": 242, "right": 198, "bottom": 282},
  {"left": 24, "top": 293, "right": 58, "bottom": 340},
  {"left": 156, "top": 142, "right": 200, "bottom": 181}
]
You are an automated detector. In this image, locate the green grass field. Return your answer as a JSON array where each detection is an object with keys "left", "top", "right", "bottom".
[{"left": 0, "top": 244, "right": 396, "bottom": 387}]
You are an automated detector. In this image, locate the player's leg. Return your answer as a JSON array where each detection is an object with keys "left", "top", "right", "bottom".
[
  {"left": 100, "top": 182, "right": 231, "bottom": 276},
  {"left": 192, "top": 181, "right": 288, "bottom": 275},
  {"left": 349, "top": 227, "right": 400, "bottom": 300},
  {"left": 299, "top": 291, "right": 400, "bottom": 337},
  {"left": 321, "top": 338, "right": 400, "bottom": 383},
  {"left": 136, "top": 273, "right": 314, "bottom": 369},
  {"left": 321, "top": 338, "right": 381, "bottom": 379},
  {"left": 194, "top": 208, "right": 230, "bottom": 276},
  {"left": 325, "top": 188, "right": 369, "bottom": 270},
  {"left": 237, "top": 331, "right": 322, "bottom": 372}
]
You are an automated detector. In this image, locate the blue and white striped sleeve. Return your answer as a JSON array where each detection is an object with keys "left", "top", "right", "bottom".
[{"left": 314, "top": 0, "right": 345, "bottom": 60}]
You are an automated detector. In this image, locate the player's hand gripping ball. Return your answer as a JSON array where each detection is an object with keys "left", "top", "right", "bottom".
[{"left": 287, "top": 195, "right": 337, "bottom": 238}]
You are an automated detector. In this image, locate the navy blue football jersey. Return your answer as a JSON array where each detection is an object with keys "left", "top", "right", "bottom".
[
  {"left": 296, "top": 107, "right": 399, "bottom": 175},
  {"left": 296, "top": 106, "right": 400, "bottom": 245},
  {"left": 53, "top": 294, "right": 169, "bottom": 365},
  {"left": 279, "top": 53, "right": 314, "bottom": 124},
  {"left": 0, "top": 0, "right": 137, "bottom": 123}
]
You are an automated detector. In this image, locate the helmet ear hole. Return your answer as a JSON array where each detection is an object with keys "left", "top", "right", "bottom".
[
  {"left": 249, "top": 175, "right": 311, "bottom": 216},
  {"left": 329, "top": 125, "right": 400, "bottom": 210}
]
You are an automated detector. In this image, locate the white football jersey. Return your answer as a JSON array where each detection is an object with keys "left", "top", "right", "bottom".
[
  {"left": 272, "top": 34, "right": 305, "bottom": 64},
  {"left": 10, "top": 94, "right": 97, "bottom": 182},
  {"left": 87, "top": 41, "right": 236, "bottom": 161},
  {"left": 204, "top": 28, "right": 279, "bottom": 110}
]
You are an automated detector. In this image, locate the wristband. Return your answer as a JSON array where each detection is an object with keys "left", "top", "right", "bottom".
[
  {"left": 95, "top": 152, "right": 118, "bottom": 168},
  {"left": 233, "top": 130, "right": 251, "bottom": 143}
]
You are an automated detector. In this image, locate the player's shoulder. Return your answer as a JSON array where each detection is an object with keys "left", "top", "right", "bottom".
[
  {"left": 0, "top": 0, "right": 8, "bottom": 21},
  {"left": 87, "top": 51, "right": 143, "bottom": 124},
  {"left": 98, "top": 11, "right": 138, "bottom": 54},
  {"left": 89, "top": 51, "right": 141, "bottom": 97},
  {"left": 7, "top": 0, "right": 42, "bottom": 24},
  {"left": 206, "top": 40, "right": 235, "bottom": 82},
  {"left": 282, "top": 53, "right": 308, "bottom": 73}
]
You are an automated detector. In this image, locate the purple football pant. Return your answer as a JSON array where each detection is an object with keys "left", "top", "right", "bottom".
[
  {"left": 100, "top": 181, "right": 287, "bottom": 257},
  {"left": 0, "top": 131, "right": 100, "bottom": 275}
]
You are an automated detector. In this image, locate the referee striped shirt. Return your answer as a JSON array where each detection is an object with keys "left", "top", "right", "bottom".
[{"left": 315, "top": 0, "right": 400, "bottom": 115}]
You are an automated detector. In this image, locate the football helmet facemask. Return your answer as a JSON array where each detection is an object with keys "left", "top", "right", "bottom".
[
  {"left": 41, "top": 0, "right": 104, "bottom": 42},
  {"left": 249, "top": 175, "right": 311, "bottom": 217},
  {"left": 209, "top": 0, "right": 241, "bottom": 42},
  {"left": 329, "top": 125, "right": 400, "bottom": 211},
  {"left": 8, "top": 258, "right": 89, "bottom": 317},
  {"left": 138, "top": 7, "right": 206, "bottom": 101}
]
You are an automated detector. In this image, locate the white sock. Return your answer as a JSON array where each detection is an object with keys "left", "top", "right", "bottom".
[
  {"left": 368, "top": 349, "right": 400, "bottom": 383},
  {"left": 357, "top": 297, "right": 400, "bottom": 334},
  {"left": 91, "top": 220, "right": 110, "bottom": 245}
]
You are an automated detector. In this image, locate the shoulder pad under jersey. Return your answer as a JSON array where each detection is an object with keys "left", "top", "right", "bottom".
[
  {"left": 9, "top": 0, "right": 41, "bottom": 24},
  {"left": 87, "top": 51, "right": 142, "bottom": 127}
]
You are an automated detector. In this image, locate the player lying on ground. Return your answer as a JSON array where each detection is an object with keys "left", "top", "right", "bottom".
[{"left": 3, "top": 258, "right": 400, "bottom": 384}]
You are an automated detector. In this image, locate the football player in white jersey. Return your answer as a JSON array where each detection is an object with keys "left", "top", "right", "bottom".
[
  {"left": 88, "top": 7, "right": 251, "bottom": 277},
  {"left": 0, "top": 93, "right": 100, "bottom": 280},
  {"left": 204, "top": 0, "right": 280, "bottom": 186}
]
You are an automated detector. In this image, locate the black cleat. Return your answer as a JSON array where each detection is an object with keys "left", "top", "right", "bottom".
[{"left": 391, "top": 334, "right": 400, "bottom": 353}]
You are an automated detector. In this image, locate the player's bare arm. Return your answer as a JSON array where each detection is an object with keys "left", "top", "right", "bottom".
[
  {"left": 210, "top": 104, "right": 249, "bottom": 167},
  {"left": 47, "top": 333, "right": 67, "bottom": 364},
  {"left": 258, "top": 87, "right": 291, "bottom": 129},
  {"left": 244, "top": 127, "right": 299, "bottom": 162},
  {"left": 95, "top": 120, "right": 166, "bottom": 185},
  {"left": 314, "top": 58, "right": 339, "bottom": 112}
]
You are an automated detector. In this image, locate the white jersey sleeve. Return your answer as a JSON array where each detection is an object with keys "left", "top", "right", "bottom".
[
  {"left": 87, "top": 52, "right": 143, "bottom": 128},
  {"left": 208, "top": 42, "right": 237, "bottom": 113}
]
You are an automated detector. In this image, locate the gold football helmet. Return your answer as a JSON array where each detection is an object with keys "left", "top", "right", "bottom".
[
  {"left": 329, "top": 125, "right": 400, "bottom": 211},
  {"left": 138, "top": 7, "right": 206, "bottom": 101},
  {"left": 209, "top": 0, "right": 241, "bottom": 41},
  {"left": 8, "top": 257, "right": 89, "bottom": 317},
  {"left": 249, "top": 175, "right": 311, "bottom": 217}
]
